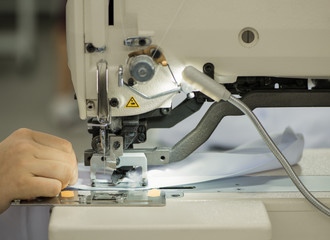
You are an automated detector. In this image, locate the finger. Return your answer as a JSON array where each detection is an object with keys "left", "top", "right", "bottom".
[
  {"left": 31, "top": 143, "right": 78, "bottom": 186},
  {"left": 69, "top": 163, "right": 78, "bottom": 186},
  {"left": 31, "top": 130, "right": 73, "bottom": 153},
  {"left": 18, "top": 177, "right": 62, "bottom": 200},
  {"left": 28, "top": 160, "right": 74, "bottom": 188},
  {"left": 33, "top": 142, "right": 76, "bottom": 165}
]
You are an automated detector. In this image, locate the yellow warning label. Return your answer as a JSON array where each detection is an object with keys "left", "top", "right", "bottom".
[{"left": 125, "top": 96, "right": 140, "bottom": 108}]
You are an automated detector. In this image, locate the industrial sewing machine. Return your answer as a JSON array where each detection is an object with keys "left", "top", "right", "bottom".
[
  {"left": 66, "top": 0, "right": 330, "bottom": 187},
  {"left": 22, "top": 0, "right": 330, "bottom": 239}
]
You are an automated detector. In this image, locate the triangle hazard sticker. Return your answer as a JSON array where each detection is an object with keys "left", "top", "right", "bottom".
[{"left": 125, "top": 96, "right": 140, "bottom": 108}]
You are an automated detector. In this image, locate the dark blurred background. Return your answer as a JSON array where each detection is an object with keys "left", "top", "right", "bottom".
[{"left": 0, "top": 0, "right": 89, "bottom": 161}]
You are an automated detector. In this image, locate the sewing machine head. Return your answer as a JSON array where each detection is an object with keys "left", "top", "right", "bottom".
[{"left": 66, "top": 0, "right": 330, "bottom": 187}]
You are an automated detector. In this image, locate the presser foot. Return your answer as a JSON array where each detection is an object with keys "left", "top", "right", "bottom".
[{"left": 90, "top": 152, "right": 148, "bottom": 188}]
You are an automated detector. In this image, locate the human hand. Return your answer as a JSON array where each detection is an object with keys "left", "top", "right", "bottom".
[{"left": 0, "top": 128, "right": 78, "bottom": 213}]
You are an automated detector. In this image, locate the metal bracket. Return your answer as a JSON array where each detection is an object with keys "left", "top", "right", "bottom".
[{"left": 124, "top": 36, "right": 152, "bottom": 47}]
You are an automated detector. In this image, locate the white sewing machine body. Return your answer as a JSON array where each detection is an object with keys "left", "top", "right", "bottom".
[
  {"left": 49, "top": 0, "right": 330, "bottom": 239},
  {"left": 67, "top": 0, "right": 330, "bottom": 119}
]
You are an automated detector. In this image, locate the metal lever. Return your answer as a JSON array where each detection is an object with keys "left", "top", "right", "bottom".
[
  {"left": 97, "top": 60, "right": 110, "bottom": 123},
  {"left": 96, "top": 60, "right": 110, "bottom": 160}
]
